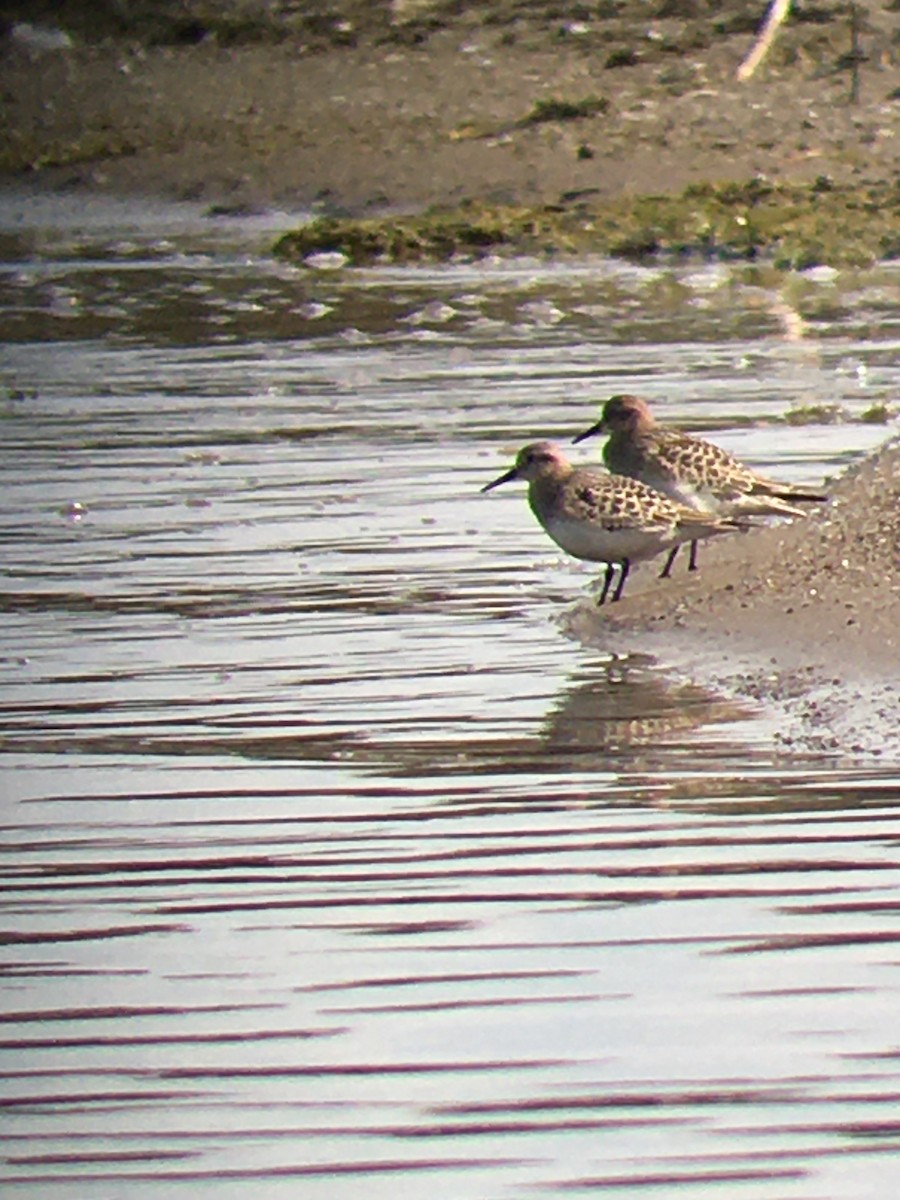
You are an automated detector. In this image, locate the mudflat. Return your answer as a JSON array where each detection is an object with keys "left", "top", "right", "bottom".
[{"left": 3, "top": 3, "right": 900, "bottom": 214}]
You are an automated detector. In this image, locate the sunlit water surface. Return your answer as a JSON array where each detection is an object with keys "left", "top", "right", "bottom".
[{"left": 1, "top": 192, "right": 900, "bottom": 1199}]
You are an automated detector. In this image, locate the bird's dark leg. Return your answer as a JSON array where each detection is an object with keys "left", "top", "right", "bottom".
[
  {"left": 611, "top": 557, "right": 631, "bottom": 603},
  {"left": 658, "top": 546, "right": 679, "bottom": 579},
  {"left": 687, "top": 539, "right": 699, "bottom": 572},
  {"left": 597, "top": 561, "right": 616, "bottom": 606}
]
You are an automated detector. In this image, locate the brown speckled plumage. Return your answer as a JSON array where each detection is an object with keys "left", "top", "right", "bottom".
[
  {"left": 572, "top": 394, "right": 828, "bottom": 575},
  {"left": 575, "top": 394, "right": 827, "bottom": 514},
  {"left": 481, "top": 441, "right": 743, "bottom": 604}
]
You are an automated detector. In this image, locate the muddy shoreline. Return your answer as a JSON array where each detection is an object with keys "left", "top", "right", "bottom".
[
  {"left": 3, "top": 6, "right": 900, "bottom": 265},
  {"left": 563, "top": 434, "right": 900, "bottom": 758},
  {"left": 4, "top": 5, "right": 900, "bottom": 217}
]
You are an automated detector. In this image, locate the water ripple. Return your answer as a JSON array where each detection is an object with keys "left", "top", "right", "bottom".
[{"left": 2, "top": 200, "right": 900, "bottom": 1199}]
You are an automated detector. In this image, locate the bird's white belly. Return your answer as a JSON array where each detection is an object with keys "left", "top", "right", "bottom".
[{"left": 543, "top": 515, "right": 675, "bottom": 564}]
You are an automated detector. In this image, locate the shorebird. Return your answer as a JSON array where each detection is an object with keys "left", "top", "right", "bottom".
[
  {"left": 481, "top": 441, "right": 745, "bottom": 605},
  {"left": 572, "top": 394, "right": 827, "bottom": 576}
]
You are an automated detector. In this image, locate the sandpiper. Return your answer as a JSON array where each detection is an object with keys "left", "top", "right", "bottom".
[
  {"left": 481, "top": 441, "right": 744, "bottom": 605},
  {"left": 572, "top": 394, "right": 827, "bottom": 575}
]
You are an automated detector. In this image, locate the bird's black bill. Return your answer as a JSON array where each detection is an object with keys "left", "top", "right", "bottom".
[
  {"left": 481, "top": 467, "right": 519, "bottom": 493},
  {"left": 775, "top": 490, "right": 828, "bottom": 503},
  {"left": 571, "top": 420, "right": 604, "bottom": 445}
]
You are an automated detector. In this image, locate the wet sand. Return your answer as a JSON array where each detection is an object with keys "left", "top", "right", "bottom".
[{"left": 565, "top": 435, "right": 900, "bottom": 757}]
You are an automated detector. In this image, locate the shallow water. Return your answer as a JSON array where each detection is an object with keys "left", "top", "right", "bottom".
[{"left": 2, "top": 190, "right": 900, "bottom": 1199}]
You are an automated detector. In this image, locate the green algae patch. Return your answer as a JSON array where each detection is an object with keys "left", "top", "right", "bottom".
[
  {"left": 783, "top": 404, "right": 849, "bottom": 426},
  {"left": 449, "top": 92, "right": 609, "bottom": 143},
  {"left": 518, "top": 96, "right": 609, "bottom": 126},
  {"left": 274, "top": 178, "right": 900, "bottom": 269},
  {"left": 860, "top": 403, "right": 893, "bottom": 425},
  {"left": 274, "top": 204, "right": 601, "bottom": 266},
  {"left": 0, "top": 130, "right": 141, "bottom": 174}
]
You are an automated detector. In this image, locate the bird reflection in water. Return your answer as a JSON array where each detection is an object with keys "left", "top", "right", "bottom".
[
  {"left": 540, "top": 658, "right": 747, "bottom": 759},
  {"left": 377, "top": 656, "right": 751, "bottom": 786}
]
